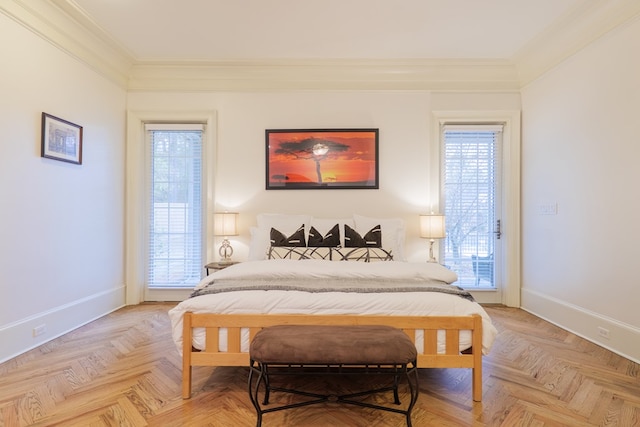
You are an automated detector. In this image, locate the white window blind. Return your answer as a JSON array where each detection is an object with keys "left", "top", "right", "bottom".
[
  {"left": 145, "top": 124, "right": 204, "bottom": 288},
  {"left": 442, "top": 124, "right": 502, "bottom": 288}
]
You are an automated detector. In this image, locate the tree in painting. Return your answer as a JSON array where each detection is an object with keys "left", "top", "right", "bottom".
[{"left": 274, "top": 137, "right": 349, "bottom": 183}]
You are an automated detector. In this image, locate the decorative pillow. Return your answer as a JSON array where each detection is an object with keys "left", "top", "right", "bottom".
[
  {"left": 353, "top": 214, "right": 406, "bottom": 261},
  {"left": 245, "top": 213, "right": 314, "bottom": 260},
  {"left": 308, "top": 224, "right": 340, "bottom": 247},
  {"left": 257, "top": 213, "right": 313, "bottom": 240},
  {"left": 335, "top": 247, "right": 393, "bottom": 262},
  {"left": 344, "top": 224, "right": 381, "bottom": 248},
  {"left": 268, "top": 246, "right": 333, "bottom": 260},
  {"left": 270, "top": 225, "right": 306, "bottom": 247},
  {"left": 310, "top": 218, "right": 354, "bottom": 247}
]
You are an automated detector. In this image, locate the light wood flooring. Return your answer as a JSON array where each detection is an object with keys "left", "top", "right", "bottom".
[{"left": 0, "top": 304, "right": 638, "bottom": 426}]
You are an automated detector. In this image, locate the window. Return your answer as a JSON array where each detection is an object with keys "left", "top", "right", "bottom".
[
  {"left": 146, "top": 124, "right": 204, "bottom": 289},
  {"left": 442, "top": 125, "right": 502, "bottom": 288}
]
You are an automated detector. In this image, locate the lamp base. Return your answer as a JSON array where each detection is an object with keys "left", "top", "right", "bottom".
[
  {"left": 219, "top": 239, "right": 234, "bottom": 263},
  {"left": 427, "top": 239, "right": 438, "bottom": 263}
]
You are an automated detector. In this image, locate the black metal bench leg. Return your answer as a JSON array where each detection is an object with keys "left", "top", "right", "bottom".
[
  {"left": 261, "top": 364, "right": 271, "bottom": 404},
  {"left": 392, "top": 371, "right": 401, "bottom": 404},
  {"left": 247, "top": 359, "right": 264, "bottom": 427},
  {"left": 405, "top": 362, "right": 420, "bottom": 427}
]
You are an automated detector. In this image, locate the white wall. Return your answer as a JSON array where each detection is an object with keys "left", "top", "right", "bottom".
[
  {"left": 0, "top": 13, "right": 126, "bottom": 362},
  {"left": 127, "top": 91, "right": 520, "bottom": 266},
  {"left": 521, "top": 17, "right": 640, "bottom": 362}
]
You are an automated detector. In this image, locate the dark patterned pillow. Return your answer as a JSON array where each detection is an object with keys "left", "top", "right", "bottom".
[
  {"left": 270, "top": 225, "right": 306, "bottom": 247},
  {"left": 344, "top": 224, "right": 381, "bottom": 247},
  {"left": 308, "top": 224, "right": 340, "bottom": 247}
]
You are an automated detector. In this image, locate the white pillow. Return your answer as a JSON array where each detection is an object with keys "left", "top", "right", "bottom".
[
  {"left": 353, "top": 214, "right": 406, "bottom": 261},
  {"left": 247, "top": 226, "right": 271, "bottom": 261}
]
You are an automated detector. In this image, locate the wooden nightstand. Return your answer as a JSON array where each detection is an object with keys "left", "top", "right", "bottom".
[{"left": 205, "top": 261, "right": 239, "bottom": 275}]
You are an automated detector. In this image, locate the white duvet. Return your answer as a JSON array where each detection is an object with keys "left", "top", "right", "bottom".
[{"left": 168, "top": 259, "right": 498, "bottom": 355}]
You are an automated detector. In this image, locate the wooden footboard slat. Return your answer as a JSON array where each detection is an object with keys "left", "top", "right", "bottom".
[
  {"left": 445, "top": 329, "right": 459, "bottom": 354},
  {"left": 180, "top": 313, "right": 484, "bottom": 402},
  {"left": 204, "top": 327, "right": 219, "bottom": 353},
  {"left": 227, "top": 327, "right": 241, "bottom": 353},
  {"left": 403, "top": 328, "right": 416, "bottom": 342},
  {"left": 424, "top": 329, "right": 438, "bottom": 354},
  {"left": 248, "top": 327, "right": 261, "bottom": 344}
]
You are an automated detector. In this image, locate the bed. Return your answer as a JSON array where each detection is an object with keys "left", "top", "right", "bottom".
[{"left": 168, "top": 214, "right": 498, "bottom": 401}]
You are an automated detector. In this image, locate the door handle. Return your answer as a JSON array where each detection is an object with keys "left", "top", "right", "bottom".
[{"left": 494, "top": 219, "right": 502, "bottom": 240}]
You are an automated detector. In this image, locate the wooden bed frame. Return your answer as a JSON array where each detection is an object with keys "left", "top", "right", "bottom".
[{"left": 181, "top": 312, "right": 484, "bottom": 401}]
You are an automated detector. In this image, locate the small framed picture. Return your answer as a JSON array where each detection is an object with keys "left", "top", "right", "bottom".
[
  {"left": 266, "top": 128, "right": 379, "bottom": 189},
  {"left": 41, "top": 113, "right": 83, "bottom": 164}
]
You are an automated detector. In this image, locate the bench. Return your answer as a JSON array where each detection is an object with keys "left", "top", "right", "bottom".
[{"left": 248, "top": 324, "right": 419, "bottom": 427}]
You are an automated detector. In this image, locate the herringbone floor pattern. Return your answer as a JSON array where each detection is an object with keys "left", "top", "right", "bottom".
[{"left": 0, "top": 304, "right": 638, "bottom": 426}]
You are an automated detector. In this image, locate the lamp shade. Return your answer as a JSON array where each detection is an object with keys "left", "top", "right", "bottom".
[
  {"left": 214, "top": 212, "right": 238, "bottom": 236},
  {"left": 420, "top": 214, "right": 446, "bottom": 239}
]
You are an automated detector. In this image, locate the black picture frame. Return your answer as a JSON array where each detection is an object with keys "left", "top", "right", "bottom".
[
  {"left": 41, "top": 113, "right": 83, "bottom": 165},
  {"left": 266, "top": 128, "right": 379, "bottom": 190}
]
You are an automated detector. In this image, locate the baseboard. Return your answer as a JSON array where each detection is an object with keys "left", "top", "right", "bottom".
[
  {"left": 521, "top": 288, "right": 640, "bottom": 364},
  {"left": 0, "top": 286, "right": 125, "bottom": 364}
]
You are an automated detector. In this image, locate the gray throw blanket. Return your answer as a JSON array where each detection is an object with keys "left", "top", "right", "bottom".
[{"left": 191, "top": 278, "right": 475, "bottom": 301}]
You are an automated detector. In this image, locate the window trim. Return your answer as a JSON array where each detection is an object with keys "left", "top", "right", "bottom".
[{"left": 126, "top": 110, "right": 217, "bottom": 304}]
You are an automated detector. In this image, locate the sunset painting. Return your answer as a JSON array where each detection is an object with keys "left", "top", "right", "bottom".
[{"left": 266, "top": 129, "right": 379, "bottom": 189}]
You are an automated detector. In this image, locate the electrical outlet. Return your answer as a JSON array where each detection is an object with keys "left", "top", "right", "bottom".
[
  {"left": 597, "top": 327, "right": 610, "bottom": 340},
  {"left": 33, "top": 324, "right": 47, "bottom": 337}
]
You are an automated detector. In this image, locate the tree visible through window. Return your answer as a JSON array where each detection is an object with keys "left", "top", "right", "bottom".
[
  {"left": 146, "top": 124, "right": 203, "bottom": 288},
  {"left": 442, "top": 126, "right": 501, "bottom": 288}
]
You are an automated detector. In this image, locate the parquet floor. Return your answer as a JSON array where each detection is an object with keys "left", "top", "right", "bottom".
[{"left": 0, "top": 303, "right": 638, "bottom": 426}]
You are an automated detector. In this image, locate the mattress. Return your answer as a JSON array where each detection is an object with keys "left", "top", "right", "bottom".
[{"left": 168, "top": 259, "right": 498, "bottom": 355}]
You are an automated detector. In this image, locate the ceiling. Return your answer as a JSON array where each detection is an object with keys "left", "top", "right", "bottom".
[
  {"left": 70, "top": 0, "right": 586, "bottom": 62},
  {"left": 6, "top": 0, "right": 634, "bottom": 90}
]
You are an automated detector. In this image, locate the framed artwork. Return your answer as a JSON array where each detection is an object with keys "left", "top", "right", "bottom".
[
  {"left": 41, "top": 113, "right": 83, "bottom": 164},
  {"left": 266, "top": 128, "right": 379, "bottom": 189}
]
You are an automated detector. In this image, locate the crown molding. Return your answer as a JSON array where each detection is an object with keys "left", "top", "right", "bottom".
[
  {"left": 515, "top": 0, "right": 640, "bottom": 86},
  {"left": 0, "top": 0, "right": 132, "bottom": 88},
  {"left": 127, "top": 59, "right": 521, "bottom": 92}
]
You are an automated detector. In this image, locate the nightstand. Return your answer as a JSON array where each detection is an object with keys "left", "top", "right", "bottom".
[{"left": 205, "top": 261, "right": 239, "bottom": 275}]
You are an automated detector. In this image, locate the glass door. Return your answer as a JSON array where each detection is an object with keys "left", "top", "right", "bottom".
[{"left": 442, "top": 125, "right": 503, "bottom": 295}]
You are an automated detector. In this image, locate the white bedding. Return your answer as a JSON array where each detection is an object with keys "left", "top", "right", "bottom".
[{"left": 168, "top": 259, "right": 498, "bottom": 355}]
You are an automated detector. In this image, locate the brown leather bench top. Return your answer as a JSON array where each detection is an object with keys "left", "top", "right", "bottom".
[{"left": 250, "top": 324, "right": 417, "bottom": 365}]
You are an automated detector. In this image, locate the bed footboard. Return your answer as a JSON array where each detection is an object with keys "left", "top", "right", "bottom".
[{"left": 181, "top": 313, "right": 483, "bottom": 401}]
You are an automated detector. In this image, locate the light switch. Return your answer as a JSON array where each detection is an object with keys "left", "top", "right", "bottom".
[{"left": 538, "top": 203, "right": 557, "bottom": 215}]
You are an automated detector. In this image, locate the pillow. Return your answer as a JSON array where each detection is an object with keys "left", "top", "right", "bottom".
[
  {"left": 308, "top": 224, "right": 340, "bottom": 247},
  {"left": 344, "top": 224, "right": 381, "bottom": 247},
  {"left": 257, "top": 213, "right": 313, "bottom": 239},
  {"left": 247, "top": 226, "right": 270, "bottom": 261},
  {"left": 353, "top": 214, "right": 406, "bottom": 261},
  {"left": 248, "top": 214, "right": 314, "bottom": 260},
  {"left": 310, "top": 218, "right": 354, "bottom": 247},
  {"left": 270, "top": 225, "right": 306, "bottom": 247},
  {"left": 268, "top": 246, "right": 333, "bottom": 260},
  {"left": 335, "top": 247, "right": 393, "bottom": 262}
]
